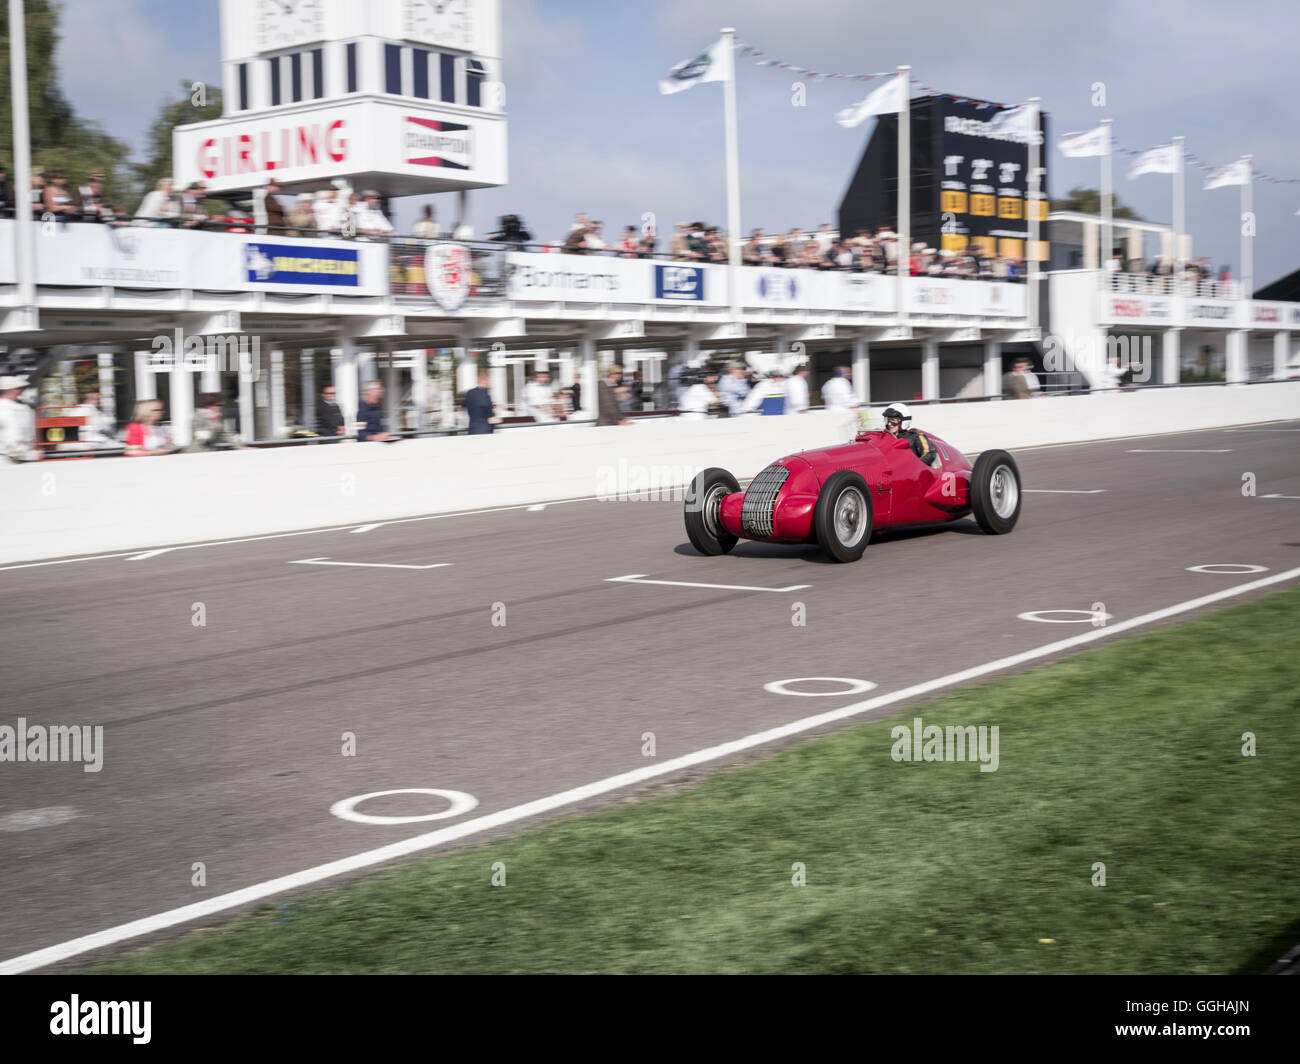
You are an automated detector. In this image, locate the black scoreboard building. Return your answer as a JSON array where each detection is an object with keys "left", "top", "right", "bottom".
[{"left": 837, "top": 95, "right": 1050, "bottom": 263}]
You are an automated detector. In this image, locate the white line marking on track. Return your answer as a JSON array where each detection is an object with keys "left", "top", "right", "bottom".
[
  {"left": 290, "top": 557, "right": 451, "bottom": 570},
  {"left": 0, "top": 807, "right": 80, "bottom": 833},
  {"left": 1260, "top": 493, "right": 1300, "bottom": 499},
  {"left": 1023, "top": 489, "right": 1107, "bottom": 494},
  {"left": 350, "top": 524, "right": 384, "bottom": 534},
  {"left": 4, "top": 563, "right": 1299, "bottom": 974},
  {"left": 606, "top": 573, "right": 812, "bottom": 593},
  {"left": 1127, "top": 448, "right": 1232, "bottom": 453},
  {"left": 126, "top": 549, "right": 172, "bottom": 561},
  {"left": 527, "top": 504, "right": 546, "bottom": 511}
]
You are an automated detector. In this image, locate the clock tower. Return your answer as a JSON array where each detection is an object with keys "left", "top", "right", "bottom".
[{"left": 174, "top": 0, "right": 506, "bottom": 197}]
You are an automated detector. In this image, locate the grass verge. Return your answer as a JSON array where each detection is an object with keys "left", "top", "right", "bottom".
[{"left": 95, "top": 588, "right": 1300, "bottom": 973}]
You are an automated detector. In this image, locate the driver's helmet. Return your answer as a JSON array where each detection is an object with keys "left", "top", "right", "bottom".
[{"left": 881, "top": 403, "right": 912, "bottom": 433}]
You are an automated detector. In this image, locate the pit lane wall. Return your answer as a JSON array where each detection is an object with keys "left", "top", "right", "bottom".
[{"left": 2, "top": 382, "right": 1297, "bottom": 564}]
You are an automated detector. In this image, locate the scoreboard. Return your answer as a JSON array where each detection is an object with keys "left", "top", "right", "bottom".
[{"left": 837, "top": 95, "right": 1050, "bottom": 263}]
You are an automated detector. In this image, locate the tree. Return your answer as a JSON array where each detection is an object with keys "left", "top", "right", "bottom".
[
  {"left": 133, "top": 82, "right": 224, "bottom": 201},
  {"left": 0, "top": 0, "right": 131, "bottom": 206},
  {"left": 1050, "top": 186, "right": 1144, "bottom": 221}
]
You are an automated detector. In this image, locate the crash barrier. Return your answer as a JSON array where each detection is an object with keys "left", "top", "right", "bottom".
[{"left": 1, "top": 380, "right": 1296, "bottom": 564}]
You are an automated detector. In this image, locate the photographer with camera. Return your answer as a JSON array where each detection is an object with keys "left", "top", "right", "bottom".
[{"left": 490, "top": 214, "right": 533, "bottom": 251}]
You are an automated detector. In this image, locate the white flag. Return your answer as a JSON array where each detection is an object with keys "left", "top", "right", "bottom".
[
  {"left": 1127, "top": 144, "right": 1178, "bottom": 179},
  {"left": 985, "top": 104, "right": 1035, "bottom": 138},
  {"left": 1058, "top": 126, "right": 1110, "bottom": 157},
  {"left": 659, "top": 39, "right": 728, "bottom": 95},
  {"left": 835, "top": 74, "right": 905, "bottom": 129},
  {"left": 1204, "top": 157, "right": 1250, "bottom": 190}
]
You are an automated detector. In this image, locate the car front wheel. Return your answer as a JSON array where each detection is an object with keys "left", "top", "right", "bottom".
[
  {"left": 814, "top": 470, "right": 873, "bottom": 562},
  {"left": 969, "top": 449, "right": 1022, "bottom": 534},
  {"left": 684, "top": 467, "right": 740, "bottom": 555}
]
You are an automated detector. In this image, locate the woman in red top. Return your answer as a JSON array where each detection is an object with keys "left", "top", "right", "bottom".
[{"left": 124, "top": 399, "right": 175, "bottom": 457}]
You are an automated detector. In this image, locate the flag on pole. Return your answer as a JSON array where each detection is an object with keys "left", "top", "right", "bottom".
[
  {"left": 1127, "top": 144, "right": 1178, "bottom": 179},
  {"left": 1203, "top": 157, "right": 1251, "bottom": 189},
  {"left": 984, "top": 104, "right": 1035, "bottom": 138},
  {"left": 1058, "top": 126, "right": 1110, "bottom": 157},
  {"left": 658, "top": 39, "right": 728, "bottom": 94},
  {"left": 834, "top": 74, "right": 904, "bottom": 128}
]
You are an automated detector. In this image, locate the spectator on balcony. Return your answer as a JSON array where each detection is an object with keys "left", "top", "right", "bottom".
[
  {"left": 616, "top": 225, "right": 639, "bottom": 256},
  {"left": 316, "top": 384, "right": 346, "bottom": 437},
  {"left": 355, "top": 380, "right": 392, "bottom": 441},
  {"left": 254, "top": 178, "right": 287, "bottom": 234},
  {"left": 1105, "top": 252, "right": 1122, "bottom": 274},
  {"left": 785, "top": 227, "right": 808, "bottom": 259},
  {"left": 768, "top": 233, "right": 787, "bottom": 265},
  {"left": 352, "top": 190, "right": 393, "bottom": 238},
  {"left": 1218, "top": 264, "right": 1233, "bottom": 283},
  {"left": 0, "top": 166, "right": 10, "bottom": 217},
  {"left": 124, "top": 399, "right": 176, "bottom": 456},
  {"left": 414, "top": 204, "right": 441, "bottom": 240},
  {"left": 136, "top": 179, "right": 180, "bottom": 226},
  {"left": 489, "top": 213, "right": 532, "bottom": 250},
  {"left": 29, "top": 167, "right": 45, "bottom": 219},
  {"left": 563, "top": 222, "right": 591, "bottom": 254},
  {"left": 464, "top": 370, "right": 497, "bottom": 434},
  {"left": 523, "top": 370, "right": 558, "bottom": 422},
  {"left": 0, "top": 375, "right": 39, "bottom": 462},
  {"left": 798, "top": 241, "right": 822, "bottom": 270},
  {"left": 178, "top": 181, "right": 212, "bottom": 228},
  {"left": 585, "top": 220, "right": 607, "bottom": 252},
  {"left": 313, "top": 189, "right": 343, "bottom": 235},
  {"left": 79, "top": 171, "right": 107, "bottom": 221},
  {"left": 42, "top": 169, "right": 78, "bottom": 223},
  {"left": 742, "top": 229, "right": 765, "bottom": 266},
  {"left": 814, "top": 223, "right": 835, "bottom": 257},
  {"left": 287, "top": 194, "right": 317, "bottom": 235},
  {"left": 637, "top": 226, "right": 657, "bottom": 257}
]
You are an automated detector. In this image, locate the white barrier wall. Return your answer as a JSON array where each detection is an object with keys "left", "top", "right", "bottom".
[{"left": 1, "top": 383, "right": 1297, "bottom": 564}]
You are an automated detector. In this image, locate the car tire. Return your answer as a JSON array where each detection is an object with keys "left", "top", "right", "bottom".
[
  {"left": 969, "top": 449, "right": 1022, "bottom": 534},
  {"left": 813, "top": 470, "right": 873, "bottom": 563},
  {"left": 684, "top": 467, "right": 740, "bottom": 555}
]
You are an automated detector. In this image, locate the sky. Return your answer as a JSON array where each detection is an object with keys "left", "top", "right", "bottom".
[{"left": 55, "top": 0, "right": 1300, "bottom": 288}]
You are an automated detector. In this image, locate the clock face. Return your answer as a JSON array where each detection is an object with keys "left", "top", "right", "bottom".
[
  {"left": 405, "top": 0, "right": 474, "bottom": 51},
  {"left": 257, "top": 0, "right": 325, "bottom": 52}
]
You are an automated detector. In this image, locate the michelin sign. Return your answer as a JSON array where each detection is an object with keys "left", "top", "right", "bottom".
[{"left": 244, "top": 243, "right": 360, "bottom": 287}]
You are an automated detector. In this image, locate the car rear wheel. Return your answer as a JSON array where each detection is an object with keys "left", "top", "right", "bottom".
[
  {"left": 684, "top": 467, "right": 740, "bottom": 555},
  {"left": 814, "top": 470, "right": 873, "bottom": 562},
  {"left": 969, "top": 449, "right": 1022, "bottom": 534}
]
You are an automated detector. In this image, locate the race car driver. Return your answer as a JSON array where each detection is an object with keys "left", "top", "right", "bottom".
[{"left": 881, "top": 403, "right": 939, "bottom": 467}]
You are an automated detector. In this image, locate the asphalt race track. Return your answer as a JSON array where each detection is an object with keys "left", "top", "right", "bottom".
[{"left": 2, "top": 420, "right": 1299, "bottom": 970}]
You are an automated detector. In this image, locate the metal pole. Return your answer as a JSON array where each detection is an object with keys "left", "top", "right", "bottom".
[
  {"left": 1100, "top": 119, "right": 1113, "bottom": 275},
  {"left": 1172, "top": 135, "right": 1185, "bottom": 283},
  {"left": 1241, "top": 155, "right": 1252, "bottom": 299},
  {"left": 897, "top": 66, "right": 910, "bottom": 329},
  {"left": 721, "top": 27, "right": 742, "bottom": 322},
  {"left": 1027, "top": 97, "right": 1041, "bottom": 327},
  {"left": 9, "top": 0, "right": 36, "bottom": 326}
]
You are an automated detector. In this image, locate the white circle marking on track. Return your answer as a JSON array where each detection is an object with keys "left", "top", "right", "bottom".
[
  {"left": 1186, "top": 564, "right": 1268, "bottom": 575},
  {"left": 1017, "top": 609, "right": 1112, "bottom": 624},
  {"left": 330, "top": 788, "right": 479, "bottom": 826},
  {"left": 763, "top": 677, "right": 878, "bottom": 697}
]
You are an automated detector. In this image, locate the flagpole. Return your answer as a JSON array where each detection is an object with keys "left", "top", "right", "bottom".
[
  {"left": 1172, "top": 135, "right": 1185, "bottom": 284},
  {"left": 9, "top": 0, "right": 36, "bottom": 326},
  {"left": 1241, "top": 155, "right": 1252, "bottom": 299},
  {"left": 1027, "top": 97, "right": 1041, "bottom": 329},
  {"left": 1100, "top": 118, "right": 1113, "bottom": 273},
  {"left": 721, "top": 27, "right": 742, "bottom": 321},
  {"left": 897, "top": 66, "right": 910, "bottom": 330}
]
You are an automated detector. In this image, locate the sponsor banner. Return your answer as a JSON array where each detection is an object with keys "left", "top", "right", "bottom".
[
  {"left": 1251, "top": 303, "right": 1284, "bottom": 325},
  {"left": 244, "top": 242, "right": 359, "bottom": 287},
  {"left": 23, "top": 223, "right": 387, "bottom": 294},
  {"left": 842, "top": 273, "right": 890, "bottom": 310},
  {"left": 404, "top": 116, "right": 473, "bottom": 170},
  {"left": 505, "top": 253, "right": 637, "bottom": 301},
  {"left": 1188, "top": 301, "right": 1237, "bottom": 324},
  {"left": 425, "top": 243, "right": 473, "bottom": 311},
  {"left": 1107, "top": 296, "right": 1170, "bottom": 322},
  {"left": 654, "top": 264, "right": 706, "bottom": 301}
]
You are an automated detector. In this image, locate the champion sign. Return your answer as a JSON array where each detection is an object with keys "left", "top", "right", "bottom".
[
  {"left": 244, "top": 243, "right": 359, "bottom": 287},
  {"left": 655, "top": 265, "right": 705, "bottom": 301},
  {"left": 405, "top": 116, "right": 473, "bottom": 170}
]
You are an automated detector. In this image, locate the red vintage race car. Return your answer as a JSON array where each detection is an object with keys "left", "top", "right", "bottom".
[{"left": 684, "top": 428, "right": 1021, "bottom": 562}]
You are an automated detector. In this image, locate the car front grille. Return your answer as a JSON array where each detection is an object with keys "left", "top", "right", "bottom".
[{"left": 741, "top": 463, "right": 791, "bottom": 537}]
